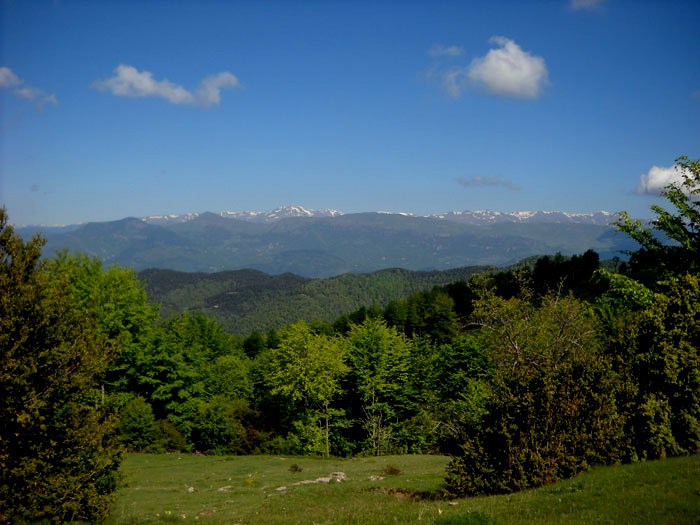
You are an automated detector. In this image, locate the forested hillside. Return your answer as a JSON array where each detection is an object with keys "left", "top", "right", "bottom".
[{"left": 139, "top": 265, "right": 489, "bottom": 335}]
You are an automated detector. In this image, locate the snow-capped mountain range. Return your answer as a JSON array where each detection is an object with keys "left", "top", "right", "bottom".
[{"left": 141, "top": 205, "right": 616, "bottom": 226}]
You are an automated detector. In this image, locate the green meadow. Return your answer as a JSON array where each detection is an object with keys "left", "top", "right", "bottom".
[{"left": 109, "top": 454, "right": 700, "bottom": 524}]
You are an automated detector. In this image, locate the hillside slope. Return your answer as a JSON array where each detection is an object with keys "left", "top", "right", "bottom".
[{"left": 139, "top": 265, "right": 487, "bottom": 335}]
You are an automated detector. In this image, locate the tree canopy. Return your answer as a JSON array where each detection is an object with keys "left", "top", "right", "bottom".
[
  {"left": 0, "top": 209, "right": 122, "bottom": 522},
  {"left": 615, "top": 156, "right": 700, "bottom": 284}
]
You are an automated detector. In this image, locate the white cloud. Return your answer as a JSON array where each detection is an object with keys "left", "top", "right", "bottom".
[
  {"left": 636, "top": 164, "right": 687, "bottom": 195},
  {"left": 0, "top": 66, "right": 58, "bottom": 109},
  {"left": 429, "top": 44, "right": 465, "bottom": 57},
  {"left": 466, "top": 37, "right": 549, "bottom": 98},
  {"left": 93, "top": 64, "right": 240, "bottom": 108},
  {"left": 570, "top": 0, "right": 607, "bottom": 11},
  {"left": 195, "top": 72, "right": 240, "bottom": 107},
  {"left": 0, "top": 66, "right": 21, "bottom": 88}
]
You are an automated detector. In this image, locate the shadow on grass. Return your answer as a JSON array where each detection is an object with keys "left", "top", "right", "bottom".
[
  {"left": 363, "top": 485, "right": 444, "bottom": 501},
  {"left": 434, "top": 510, "right": 503, "bottom": 525}
]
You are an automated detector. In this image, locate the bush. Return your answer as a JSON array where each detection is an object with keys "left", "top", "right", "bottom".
[
  {"left": 119, "top": 396, "right": 157, "bottom": 451},
  {"left": 444, "top": 289, "right": 624, "bottom": 496},
  {"left": 154, "top": 419, "right": 188, "bottom": 452},
  {"left": 190, "top": 396, "right": 260, "bottom": 455}
]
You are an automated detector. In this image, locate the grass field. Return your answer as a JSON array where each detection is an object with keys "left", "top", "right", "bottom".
[{"left": 109, "top": 453, "right": 700, "bottom": 524}]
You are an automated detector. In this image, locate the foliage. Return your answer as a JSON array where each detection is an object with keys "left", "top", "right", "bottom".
[
  {"left": 604, "top": 156, "right": 700, "bottom": 461},
  {"left": 266, "top": 321, "right": 348, "bottom": 456},
  {"left": 428, "top": 335, "right": 493, "bottom": 454},
  {"left": 209, "top": 353, "right": 253, "bottom": 400},
  {"left": 153, "top": 419, "right": 188, "bottom": 452},
  {"left": 119, "top": 396, "right": 158, "bottom": 452},
  {"left": 139, "top": 312, "right": 246, "bottom": 435},
  {"left": 45, "top": 251, "right": 160, "bottom": 395},
  {"left": 444, "top": 286, "right": 623, "bottom": 496},
  {"left": 0, "top": 209, "right": 122, "bottom": 522},
  {"left": 593, "top": 268, "right": 656, "bottom": 312},
  {"left": 615, "top": 156, "right": 700, "bottom": 285},
  {"left": 625, "top": 274, "right": 700, "bottom": 459},
  {"left": 343, "top": 318, "right": 413, "bottom": 455},
  {"left": 141, "top": 265, "right": 484, "bottom": 336},
  {"left": 190, "top": 396, "right": 260, "bottom": 455}
]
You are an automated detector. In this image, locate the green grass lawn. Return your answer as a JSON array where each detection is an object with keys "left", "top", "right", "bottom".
[{"left": 109, "top": 454, "right": 700, "bottom": 524}]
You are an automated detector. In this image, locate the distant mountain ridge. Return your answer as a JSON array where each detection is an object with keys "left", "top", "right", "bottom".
[
  {"left": 17, "top": 206, "right": 635, "bottom": 278},
  {"left": 138, "top": 205, "right": 615, "bottom": 227}
]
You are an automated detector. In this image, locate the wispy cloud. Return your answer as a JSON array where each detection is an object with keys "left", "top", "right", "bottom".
[
  {"left": 457, "top": 176, "right": 521, "bottom": 190},
  {"left": 635, "top": 164, "right": 689, "bottom": 195},
  {"left": 92, "top": 65, "right": 240, "bottom": 108},
  {"left": 0, "top": 67, "right": 21, "bottom": 88},
  {"left": 0, "top": 66, "right": 59, "bottom": 109},
  {"left": 570, "top": 0, "right": 607, "bottom": 11},
  {"left": 466, "top": 37, "right": 549, "bottom": 98},
  {"left": 441, "top": 67, "right": 470, "bottom": 98},
  {"left": 428, "top": 44, "right": 465, "bottom": 57}
]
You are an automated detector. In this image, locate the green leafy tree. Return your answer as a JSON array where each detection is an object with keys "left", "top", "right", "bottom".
[
  {"left": 243, "top": 331, "right": 266, "bottom": 358},
  {"left": 0, "top": 210, "right": 122, "bottom": 522},
  {"left": 615, "top": 156, "right": 700, "bottom": 285},
  {"left": 344, "top": 318, "right": 412, "bottom": 455},
  {"left": 209, "top": 353, "right": 253, "bottom": 400},
  {"left": 44, "top": 252, "right": 160, "bottom": 397},
  {"left": 608, "top": 155, "right": 700, "bottom": 460},
  {"left": 427, "top": 334, "right": 493, "bottom": 455},
  {"left": 624, "top": 274, "right": 700, "bottom": 459},
  {"left": 420, "top": 290, "right": 459, "bottom": 344},
  {"left": 268, "top": 321, "right": 348, "bottom": 456}
]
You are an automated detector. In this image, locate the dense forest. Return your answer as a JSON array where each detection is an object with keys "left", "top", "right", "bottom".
[
  {"left": 138, "top": 265, "right": 489, "bottom": 335},
  {"left": 1, "top": 157, "right": 698, "bottom": 522}
]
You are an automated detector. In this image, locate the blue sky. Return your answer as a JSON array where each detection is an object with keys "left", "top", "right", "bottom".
[{"left": 1, "top": 0, "right": 699, "bottom": 225}]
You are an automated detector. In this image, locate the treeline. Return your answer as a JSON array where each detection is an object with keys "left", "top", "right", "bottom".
[{"left": 2, "top": 157, "right": 698, "bottom": 521}]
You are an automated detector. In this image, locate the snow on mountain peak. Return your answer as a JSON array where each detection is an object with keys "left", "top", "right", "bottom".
[{"left": 139, "top": 206, "right": 615, "bottom": 226}]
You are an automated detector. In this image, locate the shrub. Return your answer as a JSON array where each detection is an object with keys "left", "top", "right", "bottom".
[
  {"left": 444, "top": 289, "right": 624, "bottom": 496},
  {"left": 119, "top": 396, "right": 157, "bottom": 451},
  {"left": 153, "top": 419, "right": 188, "bottom": 452},
  {"left": 190, "top": 396, "right": 259, "bottom": 455}
]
